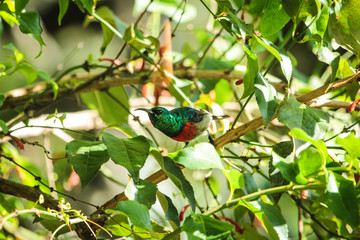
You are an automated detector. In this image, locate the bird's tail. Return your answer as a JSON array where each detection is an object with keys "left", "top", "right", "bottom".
[{"left": 213, "top": 114, "right": 230, "bottom": 120}]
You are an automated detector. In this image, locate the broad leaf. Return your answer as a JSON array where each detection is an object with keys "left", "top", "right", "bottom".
[
  {"left": 260, "top": 0, "right": 290, "bottom": 37},
  {"left": 278, "top": 94, "right": 329, "bottom": 140},
  {"left": 80, "top": 0, "right": 93, "bottom": 14},
  {"left": 253, "top": 35, "right": 292, "bottom": 82},
  {"left": 102, "top": 133, "right": 149, "bottom": 182},
  {"left": 94, "top": 6, "right": 127, "bottom": 54},
  {"left": 224, "top": 169, "right": 244, "bottom": 200},
  {"left": 125, "top": 179, "right": 157, "bottom": 209},
  {"left": 183, "top": 214, "right": 233, "bottom": 240},
  {"left": 81, "top": 86, "right": 129, "bottom": 124},
  {"left": 151, "top": 150, "right": 196, "bottom": 211},
  {"left": 168, "top": 142, "right": 224, "bottom": 170},
  {"left": 105, "top": 213, "right": 167, "bottom": 238},
  {"left": 241, "top": 43, "right": 258, "bottom": 99},
  {"left": 272, "top": 151, "right": 307, "bottom": 184},
  {"left": 17, "top": 12, "right": 45, "bottom": 50},
  {"left": 157, "top": 192, "right": 180, "bottom": 227},
  {"left": 114, "top": 200, "right": 152, "bottom": 230},
  {"left": 336, "top": 132, "right": 360, "bottom": 158},
  {"left": 254, "top": 72, "right": 279, "bottom": 126},
  {"left": 16, "top": 63, "right": 37, "bottom": 84},
  {"left": 239, "top": 199, "right": 287, "bottom": 240},
  {"left": 297, "top": 147, "right": 323, "bottom": 178},
  {"left": 325, "top": 172, "right": 359, "bottom": 227},
  {"left": 289, "top": 128, "right": 328, "bottom": 163},
  {"left": 15, "top": 0, "right": 29, "bottom": 15},
  {"left": 66, "top": 140, "right": 109, "bottom": 188},
  {"left": 316, "top": 46, "right": 340, "bottom": 83}
]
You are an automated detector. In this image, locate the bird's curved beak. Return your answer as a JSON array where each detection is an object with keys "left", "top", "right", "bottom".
[{"left": 135, "top": 108, "right": 152, "bottom": 114}]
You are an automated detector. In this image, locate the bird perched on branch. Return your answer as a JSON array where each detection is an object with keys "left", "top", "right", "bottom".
[{"left": 136, "top": 106, "right": 228, "bottom": 146}]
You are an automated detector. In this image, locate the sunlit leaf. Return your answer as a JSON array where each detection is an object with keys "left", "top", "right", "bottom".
[
  {"left": 183, "top": 214, "right": 233, "bottom": 240},
  {"left": 125, "top": 179, "right": 157, "bottom": 209},
  {"left": 151, "top": 150, "right": 196, "bottom": 211},
  {"left": 253, "top": 35, "right": 292, "bottom": 82},
  {"left": 66, "top": 140, "right": 109, "bottom": 189},
  {"left": 102, "top": 133, "right": 150, "bottom": 182},
  {"left": 325, "top": 172, "right": 359, "bottom": 227},
  {"left": 278, "top": 94, "right": 329, "bottom": 140},
  {"left": 240, "top": 43, "right": 258, "bottom": 99},
  {"left": 254, "top": 72, "right": 278, "bottom": 126},
  {"left": 260, "top": 0, "right": 290, "bottom": 36},
  {"left": 114, "top": 200, "right": 152, "bottom": 230},
  {"left": 168, "top": 142, "right": 224, "bottom": 170}
]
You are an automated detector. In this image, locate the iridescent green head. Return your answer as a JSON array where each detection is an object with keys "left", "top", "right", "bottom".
[{"left": 135, "top": 107, "right": 182, "bottom": 137}]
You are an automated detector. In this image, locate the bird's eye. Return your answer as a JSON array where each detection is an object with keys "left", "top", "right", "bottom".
[{"left": 155, "top": 109, "right": 163, "bottom": 114}]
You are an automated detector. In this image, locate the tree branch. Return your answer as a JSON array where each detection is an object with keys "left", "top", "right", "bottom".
[
  {"left": 2, "top": 69, "right": 244, "bottom": 110},
  {"left": 0, "top": 177, "right": 59, "bottom": 210}
]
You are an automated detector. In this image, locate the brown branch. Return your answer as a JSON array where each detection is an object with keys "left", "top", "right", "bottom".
[
  {"left": 2, "top": 69, "right": 244, "bottom": 110},
  {"left": 0, "top": 177, "right": 59, "bottom": 210}
]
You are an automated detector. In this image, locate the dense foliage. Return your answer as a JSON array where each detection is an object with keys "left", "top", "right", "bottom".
[{"left": 0, "top": 0, "right": 360, "bottom": 239}]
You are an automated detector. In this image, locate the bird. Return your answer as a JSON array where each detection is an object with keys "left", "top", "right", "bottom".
[{"left": 136, "top": 106, "right": 228, "bottom": 146}]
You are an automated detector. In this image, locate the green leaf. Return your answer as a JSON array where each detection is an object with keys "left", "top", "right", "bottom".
[
  {"left": 328, "top": 0, "right": 360, "bottom": 57},
  {"left": 0, "top": 94, "right": 5, "bottom": 108},
  {"left": 336, "top": 132, "right": 360, "bottom": 158},
  {"left": 216, "top": 8, "right": 246, "bottom": 40},
  {"left": 157, "top": 192, "right": 180, "bottom": 227},
  {"left": 3, "top": 43, "right": 25, "bottom": 63},
  {"left": 94, "top": 6, "right": 127, "bottom": 54},
  {"left": 105, "top": 213, "right": 166, "bottom": 238},
  {"left": 58, "top": 0, "right": 69, "bottom": 26},
  {"left": 183, "top": 214, "right": 234, "bottom": 240},
  {"left": 282, "top": 0, "right": 301, "bottom": 18},
  {"left": 254, "top": 72, "right": 279, "bottom": 126},
  {"left": 16, "top": 63, "right": 37, "bottom": 84},
  {"left": 66, "top": 140, "right": 109, "bottom": 188},
  {"left": 38, "top": 70, "right": 58, "bottom": 100},
  {"left": 289, "top": 128, "right": 328, "bottom": 163},
  {"left": 256, "top": 200, "right": 289, "bottom": 239},
  {"left": 102, "top": 133, "right": 149, "bottom": 182},
  {"left": 297, "top": 147, "right": 323, "bottom": 178},
  {"left": 0, "top": 119, "right": 8, "bottom": 134},
  {"left": 309, "top": 6, "right": 329, "bottom": 43},
  {"left": 272, "top": 151, "right": 308, "bottom": 184},
  {"left": 0, "top": 5, "right": 19, "bottom": 27},
  {"left": 239, "top": 199, "right": 285, "bottom": 240},
  {"left": 15, "top": 0, "right": 29, "bottom": 15},
  {"left": 224, "top": 169, "right": 244, "bottom": 200},
  {"left": 81, "top": 86, "right": 129, "bottom": 124},
  {"left": 240, "top": 43, "right": 258, "bottom": 98},
  {"left": 114, "top": 200, "right": 152, "bottom": 230},
  {"left": 168, "top": 142, "right": 224, "bottom": 170},
  {"left": 253, "top": 35, "right": 292, "bottom": 82},
  {"left": 198, "top": 57, "right": 233, "bottom": 94},
  {"left": 260, "top": 0, "right": 290, "bottom": 36},
  {"left": 278, "top": 94, "right": 329, "bottom": 140},
  {"left": 17, "top": 12, "right": 45, "bottom": 48},
  {"left": 316, "top": 46, "right": 340, "bottom": 83},
  {"left": 214, "top": 79, "right": 233, "bottom": 105},
  {"left": 325, "top": 172, "right": 359, "bottom": 227},
  {"left": 151, "top": 150, "right": 196, "bottom": 211},
  {"left": 80, "top": 0, "right": 93, "bottom": 14},
  {"left": 273, "top": 141, "right": 293, "bottom": 158},
  {"left": 125, "top": 179, "right": 157, "bottom": 209}
]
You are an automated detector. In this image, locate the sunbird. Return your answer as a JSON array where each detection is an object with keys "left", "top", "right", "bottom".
[{"left": 136, "top": 106, "right": 228, "bottom": 145}]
